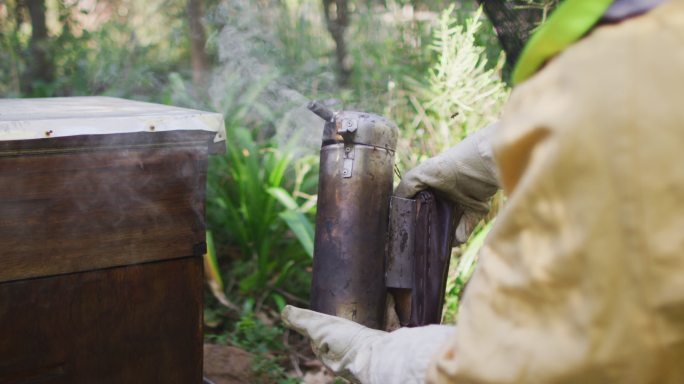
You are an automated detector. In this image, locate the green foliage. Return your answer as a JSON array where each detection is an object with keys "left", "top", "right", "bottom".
[
  {"left": 0, "top": 0, "right": 196, "bottom": 99},
  {"left": 232, "top": 313, "right": 285, "bottom": 356},
  {"left": 207, "top": 125, "right": 318, "bottom": 310},
  {"left": 442, "top": 219, "right": 494, "bottom": 324},
  {"left": 276, "top": 0, "right": 333, "bottom": 86},
  {"left": 268, "top": 186, "right": 316, "bottom": 258},
  {"left": 230, "top": 312, "right": 300, "bottom": 383},
  {"left": 205, "top": 75, "right": 318, "bottom": 312},
  {"left": 393, "top": 6, "right": 508, "bottom": 172},
  {"left": 345, "top": 4, "right": 434, "bottom": 105},
  {"left": 424, "top": 7, "right": 506, "bottom": 141},
  {"left": 82, "top": 20, "right": 177, "bottom": 99}
]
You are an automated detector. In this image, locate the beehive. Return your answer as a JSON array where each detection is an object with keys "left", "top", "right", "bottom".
[{"left": 0, "top": 97, "right": 225, "bottom": 383}]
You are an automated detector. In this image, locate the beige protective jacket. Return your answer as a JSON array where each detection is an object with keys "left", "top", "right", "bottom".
[{"left": 427, "top": 2, "right": 684, "bottom": 383}]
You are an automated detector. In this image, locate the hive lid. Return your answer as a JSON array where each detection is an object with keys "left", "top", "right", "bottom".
[{"left": 0, "top": 96, "right": 226, "bottom": 142}]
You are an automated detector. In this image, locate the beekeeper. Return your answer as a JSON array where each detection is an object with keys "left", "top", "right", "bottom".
[{"left": 283, "top": 0, "right": 684, "bottom": 382}]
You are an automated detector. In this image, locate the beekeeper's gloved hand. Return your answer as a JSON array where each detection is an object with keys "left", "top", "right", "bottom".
[
  {"left": 282, "top": 305, "right": 454, "bottom": 384},
  {"left": 395, "top": 123, "right": 500, "bottom": 244}
]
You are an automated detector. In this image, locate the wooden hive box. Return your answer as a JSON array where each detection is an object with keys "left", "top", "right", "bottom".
[{"left": 0, "top": 97, "right": 225, "bottom": 383}]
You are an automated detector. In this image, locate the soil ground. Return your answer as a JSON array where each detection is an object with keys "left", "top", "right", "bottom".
[{"left": 203, "top": 343, "right": 338, "bottom": 384}]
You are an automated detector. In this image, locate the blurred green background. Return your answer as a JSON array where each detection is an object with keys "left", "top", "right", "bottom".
[{"left": 0, "top": 1, "right": 554, "bottom": 381}]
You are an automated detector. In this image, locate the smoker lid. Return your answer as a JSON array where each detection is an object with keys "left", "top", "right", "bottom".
[{"left": 0, "top": 97, "right": 226, "bottom": 142}]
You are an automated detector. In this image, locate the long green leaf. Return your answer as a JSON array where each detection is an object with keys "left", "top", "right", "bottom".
[
  {"left": 267, "top": 187, "right": 299, "bottom": 210},
  {"left": 278, "top": 210, "right": 314, "bottom": 258}
]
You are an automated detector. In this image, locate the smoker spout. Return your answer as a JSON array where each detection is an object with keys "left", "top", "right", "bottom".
[{"left": 307, "top": 100, "right": 335, "bottom": 122}]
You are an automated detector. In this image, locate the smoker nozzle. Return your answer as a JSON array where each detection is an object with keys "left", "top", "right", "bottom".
[{"left": 308, "top": 100, "right": 335, "bottom": 122}]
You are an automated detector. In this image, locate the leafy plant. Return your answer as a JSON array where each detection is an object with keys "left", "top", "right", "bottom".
[
  {"left": 425, "top": 7, "right": 507, "bottom": 139},
  {"left": 207, "top": 124, "right": 317, "bottom": 311},
  {"left": 393, "top": 6, "right": 509, "bottom": 172},
  {"left": 230, "top": 312, "right": 300, "bottom": 384},
  {"left": 442, "top": 219, "right": 494, "bottom": 324}
]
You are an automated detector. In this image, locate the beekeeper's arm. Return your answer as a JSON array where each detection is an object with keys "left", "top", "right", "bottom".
[{"left": 395, "top": 123, "right": 501, "bottom": 243}]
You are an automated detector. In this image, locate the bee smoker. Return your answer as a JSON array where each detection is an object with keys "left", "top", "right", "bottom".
[
  {"left": 308, "top": 101, "right": 398, "bottom": 329},
  {"left": 308, "top": 101, "right": 457, "bottom": 330}
]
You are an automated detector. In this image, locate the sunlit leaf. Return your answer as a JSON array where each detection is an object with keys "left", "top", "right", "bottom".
[{"left": 267, "top": 187, "right": 299, "bottom": 210}]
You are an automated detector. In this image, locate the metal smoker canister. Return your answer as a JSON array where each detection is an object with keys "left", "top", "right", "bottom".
[{"left": 308, "top": 101, "right": 398, "bottom": 329}]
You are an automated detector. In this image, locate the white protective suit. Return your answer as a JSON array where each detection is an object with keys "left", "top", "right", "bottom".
[{"left": 428, "top": 1, "right": 684, "bottom": 382}]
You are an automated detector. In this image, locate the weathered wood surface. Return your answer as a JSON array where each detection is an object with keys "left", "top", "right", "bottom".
[
  {"left": 0, "top": 132, "right": 214, "bottom": 283},
  {"left": 0, "top": 257, "right": 203, "bottom": 384}
]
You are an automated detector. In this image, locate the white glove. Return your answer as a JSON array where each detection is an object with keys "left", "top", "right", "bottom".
[
  {"left": 395, "top": 123, "right": 500, "bottom": 243},
  {"left": 282, "top": 305, "right": 455, "bottom": 384}
]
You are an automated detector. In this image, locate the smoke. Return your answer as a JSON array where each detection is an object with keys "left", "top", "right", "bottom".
[{"left": 202, "top": 0, "right": 336, "bottom": 157}]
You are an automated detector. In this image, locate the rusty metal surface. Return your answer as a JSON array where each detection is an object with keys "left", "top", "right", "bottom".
[
  {"left": 310, "top": 146, "right": 396, "bottom": 329},
  {"left": 312, "top": 109, "right": 398, "bottom": 150},
  {"left": 307, "top": 100, "right": 334, "bottom": 122},
  {"left": 386, "top": 196, "right": 416, "bottom": 289},
  {"left": 334, "top": 111, "right": 397, "bottom": 149},
  {"left": 309, "top": 104, "right": 398, "bottom": 329}
]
